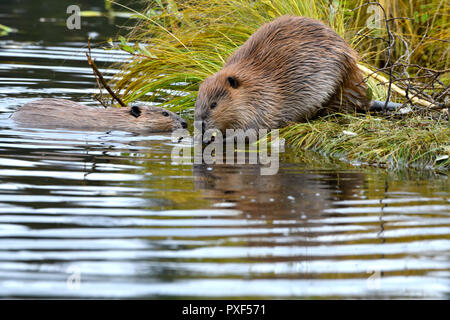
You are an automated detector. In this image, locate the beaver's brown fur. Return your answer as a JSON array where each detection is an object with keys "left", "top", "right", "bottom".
[
  {"left": 195, "top": 15, "right": 370, "bottom": 132},
  {"left": 11, "top": 98, "right": 187, "bottom": 133}
]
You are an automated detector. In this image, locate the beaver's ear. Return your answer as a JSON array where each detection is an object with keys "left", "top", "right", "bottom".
[
  {"left": 227, "top": 76, "right": 239, "bottom": 89},
  {"left": 130, "top": 105, "right": 141, "bottom": 118}
]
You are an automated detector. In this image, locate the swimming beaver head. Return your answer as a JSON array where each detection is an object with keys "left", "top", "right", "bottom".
[{"left": 128, "top": 105, "right": 188, "bottom": 132}]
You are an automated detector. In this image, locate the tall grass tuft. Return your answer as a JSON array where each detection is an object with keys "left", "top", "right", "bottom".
[{"left": 111, "top": 0, "right": 351, "bottom": 110}]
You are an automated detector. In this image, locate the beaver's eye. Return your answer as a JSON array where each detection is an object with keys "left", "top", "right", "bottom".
[
  {"left": 210, "top": 102, "right": 217, "bottom": 110},
  {"left": 162, "top": 111, "right": 169, "bottom": 117},
  {"left": 130, "top": 106, "right": 141, "bottom": 118}
]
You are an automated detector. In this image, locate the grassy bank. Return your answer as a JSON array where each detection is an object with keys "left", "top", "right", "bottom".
[
  {"left": 281, "top": 114, "right": 449, "bottom": 169},
  {"left": 108, "top": 0, "right": 449, "bottom": 169}
]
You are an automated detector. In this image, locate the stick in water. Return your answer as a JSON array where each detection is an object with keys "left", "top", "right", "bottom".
[{"left": 86, "top": 38, "right": 127, "bottom": 108}]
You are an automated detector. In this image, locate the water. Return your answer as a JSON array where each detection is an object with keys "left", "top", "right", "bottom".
[{"left": 0, "top": 0, "right": 448, "bottom": 299}]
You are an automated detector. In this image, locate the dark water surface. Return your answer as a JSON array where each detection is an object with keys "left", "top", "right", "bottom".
[{"left": 0, "top": 0, "right": 448, "bottom": 299}]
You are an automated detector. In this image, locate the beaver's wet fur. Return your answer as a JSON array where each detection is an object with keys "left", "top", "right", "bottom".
[
  {"left": 195, "top": 15, "right": 371, "bottom": 132},
  {"left": 11, "top": 98, "right": 187, "bottom": 133}
]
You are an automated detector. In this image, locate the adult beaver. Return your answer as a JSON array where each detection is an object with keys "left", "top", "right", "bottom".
[
  {"left": 195, "top": 15, "right": 399, "bottom": 132},
  {"left": 11, "top": 98, "right": 187, "bottom": 133}
]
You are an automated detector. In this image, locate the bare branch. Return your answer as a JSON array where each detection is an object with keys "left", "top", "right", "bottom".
[{"left": 86, "top": 38, "right": 127, "bottom": 108}]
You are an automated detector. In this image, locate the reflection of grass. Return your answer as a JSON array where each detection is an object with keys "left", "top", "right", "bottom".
[
  {"left": 0, "top": 24, "right": 16, "bottom": 36},
  {"left": 80, "top": 11, "right": 138, "bottom": 19},
  {"left": 108, "top": 0, "right": 449, "bottom": 169}
]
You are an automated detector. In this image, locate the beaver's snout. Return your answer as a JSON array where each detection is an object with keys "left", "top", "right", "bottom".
[{"left": 181, "top": 119, "right": 188, "bottom": 129}]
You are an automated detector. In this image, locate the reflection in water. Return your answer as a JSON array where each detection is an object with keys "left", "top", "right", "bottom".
[
  {"left": 0, "top": 118, "right": 449, "bottom": 299},
  {"left": 0, "top": 0, "right": 448, "bottom": 299},
  {"left": 193, "top": 162, "right": 366, "bottom": 218},
  {"left": 0, "top": 120, "right": 448, "bottom": 299}
]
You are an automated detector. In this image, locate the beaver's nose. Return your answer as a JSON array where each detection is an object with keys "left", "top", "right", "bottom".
[{"left": 181, "top": 120, "right": 187, "bottom": 129}]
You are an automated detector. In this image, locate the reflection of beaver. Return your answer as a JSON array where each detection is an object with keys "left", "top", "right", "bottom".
[
  {"left": 193, "top": 162, "right": 366, "bottom": 218},
  {"left": 11, "top": 98, "right": 187, "bottom": 133},
  {"left": 195, "top": 15, "right": 398, "bottom": 132}
]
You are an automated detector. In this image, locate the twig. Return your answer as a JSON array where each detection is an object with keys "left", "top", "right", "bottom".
[
  {"left": 354, "top": 4, "right": 447, "bottom": 115},
  {"left": 358, "top": 64, "right": 434, "bottom": 108},
  {"left": 399, "top": 73, "right": 441, "bottom": 109},
  {"left": 94, "top": 95, "right": 109, "bottom": 108},
  {"left": 393, "top": 63, "right": 450, "bottom": 75},
  {"left": 86, "top": 38, "right": 127, "bottom": 108},
  {"left": 352, "top": 2, "right": 395, "bottom": 112},
  {"left": 375, "top": 2, "right": 394, "bottom": 112}
]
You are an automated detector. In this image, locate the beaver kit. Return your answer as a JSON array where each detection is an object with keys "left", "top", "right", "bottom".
[
  {"left": 195, "top": 15, "right": 398, "bottom": 133},
  {"left": 11, "top": 98, "right": 187, "bottom": 133}
]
